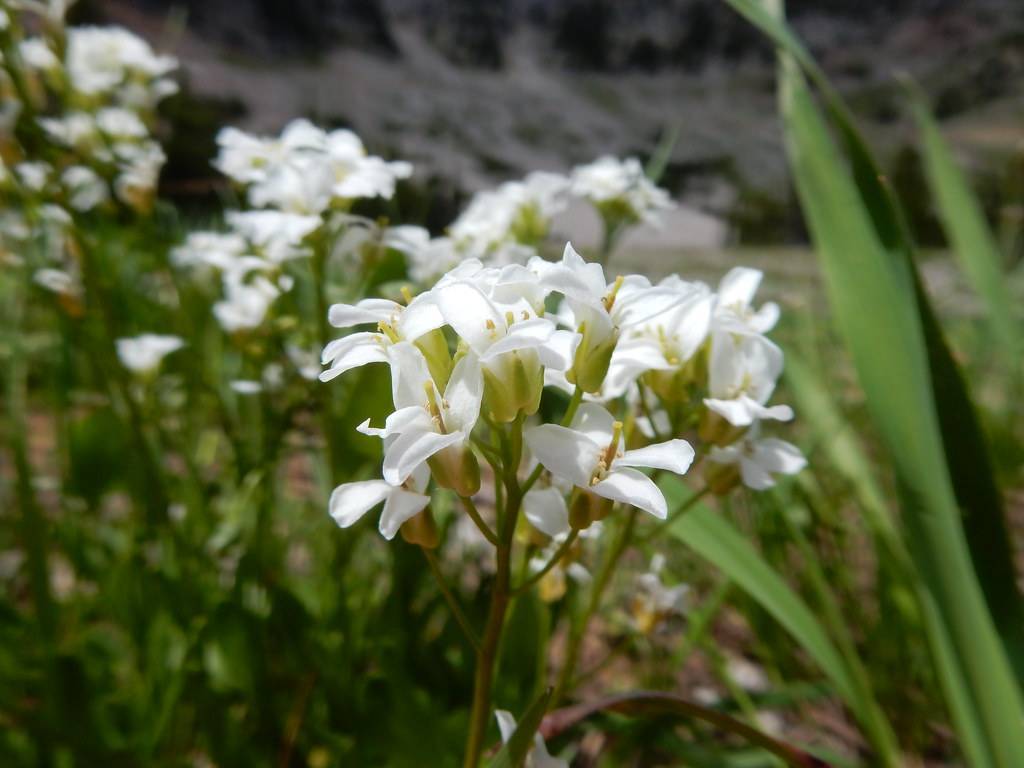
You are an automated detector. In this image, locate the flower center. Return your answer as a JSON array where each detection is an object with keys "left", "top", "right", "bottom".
[
  {"left": 590, "top": 420, "right": 624, "bottom": 485},
  {"left": 601, "top": 275, "right": 625, "bottom": 313}
]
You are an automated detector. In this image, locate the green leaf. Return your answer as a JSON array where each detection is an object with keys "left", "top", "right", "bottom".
[
  {"left": 487, "top": 688, "right": 552, "bottom": 768},
  {"left": 907, "top": 84, "right": 1018, "bottom": 356},
  {"left": 761, "top": 17, "right": 1024, "bottom": 766}
]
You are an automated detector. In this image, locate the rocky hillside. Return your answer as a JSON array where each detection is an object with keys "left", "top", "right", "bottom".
[{"left": 86, "top": 0, "right": 1024, "bottom": 244}]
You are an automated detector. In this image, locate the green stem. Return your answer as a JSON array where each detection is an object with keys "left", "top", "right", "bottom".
[
  {"left": 422, "top": 547, "right": 481, "bottom": 653},
  {"left": 512, "top": 528, "right": 579, "bottom": 596},
  {"left": 460, "top": 495, "right": 498, "bottom": 546},
  {"left": 552, "top": 507, "right": 637, "bottom": 704},
  {"left": 463, "top": 418, "right": 525, "bottom": 768}
]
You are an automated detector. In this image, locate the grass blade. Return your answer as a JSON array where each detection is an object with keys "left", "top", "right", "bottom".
[{"left": 665, "top": 488, "right": 896, "bottom": 761}]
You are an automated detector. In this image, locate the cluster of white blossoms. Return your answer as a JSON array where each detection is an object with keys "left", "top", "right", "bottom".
[
  {"left": 172, "top": 119, "right": 412, "bottom": 349},
  {"left": 387, "top": 155, "right": 674, "bottom": 284},
  {"left": 1, "top": 3, "right": 178, "bottom": 301},
  {"left": 323, "top": 240, "right": 805, "bottom": 548},
  {"left": 0, "top": 5, "right": 176, "bottom": 220}
]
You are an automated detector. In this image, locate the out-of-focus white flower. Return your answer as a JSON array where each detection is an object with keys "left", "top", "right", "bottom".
[
  {"left": 34, "top": 268, "right": 80, "bottom": 296},
  {"left": 703, "top": 331, "right": 792, "bottom": 427},
  {"left": 15, "top": 161, "right": 51, "bottom": 192},
  {"left": 632, "top": 553, "right": 688, "bottom": 633},
  {"left": 66, "top": 26, "right": 177, "bottom": 104},
  {"left": 113, "top": 140, "right": 165, "bottom": 208},
  {"left": 451, "top": 171, "right": 570, "bottom": 254},
  {"left": 226, "top": 210, "right": 320, "bottom": 263},
  {"left": 329, "top": 465, "right": 430, "bottom": 540},
  {"left": 96, "top": 107, "right": 148, "bottom": 139},
  {"left": 385, "top": 226, "right": 463, "bottom": 284},
  {"left": 170, "top": 230, "right": 248, "bottom": 271},
  {"left": 62, "top": 165, "right": 108, "bottom": 211},
  {"left": 20, "top": 38, "right": 60, "bottom": 71},
  {"left": 230, "top": 379, "right": 262, "bottom": 395},
  {"left": 714, "top": 267, "right": 779, "bottom": 335},
  {"left": 213, "top": 274, "right": 281, "bottom": 332},
  {"left": 286, "top": 345, "right": 321, "bottom": 381},
  {"left": 571, "top": 155, "right": 673, "bottom": 225},
  {"left": 494, "top": 710, "right": 568, "bottom": 768},
  {"left": 116, "top": 333, "right": 184, "bottom": 374},
  {"left": 707, "top": 428, "right": 806, "bottom": 490},
  {"left": 38, "top": 112, "right": 98, "bottom": 149},
  {"left": 526, "top": 403, "right": 694, "bottom": 519}
]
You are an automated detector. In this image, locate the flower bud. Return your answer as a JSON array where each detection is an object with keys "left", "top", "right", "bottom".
[
  {"left": 400, "top": 508, "right": 439, "bottom": 548},
  {"left": 428, "top": 444, "right": 481, "bottom": 497},
  {"left": 704, "top": 460, "right": 741, "bottom": 496},
  {"left": 415, "top": 328, "right": 452, "bottom": 391},
  {"left": 569, "top": 490, "right": 613, "bottom": 529},
  {"left": 482, "top": 349, "right": 543, "bottom": 423},
  {"left": 698, "top": 409, "right": 744, "bottom": 447},
  {"left": 567, "top": 323, "right": 619, "bottom": 394}
]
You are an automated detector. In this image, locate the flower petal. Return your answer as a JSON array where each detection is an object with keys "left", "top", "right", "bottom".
[
  {"left": 753, "top": 438, "right": 806, "bottom": 476},
  {"left": 328, "top": 480, "right": 392, "bottom": 528},
  {"left": 617, "top": 438, "right": 695, "bottom": 476},
  {"left": 382, "top": 429, "right": 462, "bottom": 486},
  {"left": 593, "top": 468, "right": 667, "bottom": 519},
  {"left": 569, "top": 403, "right": 617, "bottom": 446},
  {"left": 378, "top": 488, "right": 431, "bottom": 540},
  {"left": 442, "top": 353, "right": 483, "bottom": 434},
  {"left": 327, "top": 298, "right": 400, "bottom": 328},
  {"left": 319, "top": 333, "right": 389, "bottom": 381},
  {"left": 523, "top": 487, "right": 570, "bottom": 538},
  {"left": 436, "top": 281, "right": 505, "bottom": 355},
  {"left": 525, "top": 424, "right": 600, "bottom": 488}
]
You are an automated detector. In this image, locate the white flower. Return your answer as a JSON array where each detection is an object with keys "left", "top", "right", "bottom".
[
  {"left": 571, "top": 155, "right": 673, "bottom": 225},
  {"left": 33, "top": 268, "right": 80, "bottom": 296},
  {"left": 358, "top": 343, "right": 482, "bottom": 488},
  {"left": 20, "top": 38, "right": 60, "bottom": 71},
  {"left": 170, "top": 230, "right": 247, "bottom": 271},
  {"left": 15, "top": 162, "right": 51, "bottom": 192},
  {"left": 320, "top": 294, "right": 445, "bottom": 382},
  {"left": 494, "top": 710, "right": 568, "bottom": 768},
  {"left": 329, "top": 465, "right": 431, "bottom": 540},
  {"left": 703, "top": 331, "right": 792, "bottom": 427},
  {"left": 213, "top": 274, "right": 281, "bottom": 332},
  {"left": 384, "top": 226, "right": 462, "bottom": 284},
  {"left": 38, "top": 112, "right": 98, "bottom": 149},
  {"left": 286, "top": 345, "right": 321, "bottom": 381},
  {"left": 116, "top": 334, "right": 184, "bottom": 374},
  {"left": 65, "top": 26, "right": 177, "bottom": 105},
  {"left": 113, "top": 140, "right": 165, "bottom": 207},
  {"left": 451, "top": 171, "right": 570, "bottom": 252},
  {"left": 707, "top": 429, "right": 806, "bottom": 490},
  {"left": 96, "top": 107, "right": 148, "bottom": 139},
  {"left": 632, "top": 553, "right": 688, "bottom": 632},
  {"left": 525, "top": 403, "right": 694, "bottom": 519},
  {"left": 714, "top": 267, "right": 779, "bottom": 335},
  {"left": 230, "top": 379, "right": 262, "bottom": 395},
  {"left": 62, "top": 165, "right": 108, "bottom": 211},
  {"left": 523, "top": 484, "right": 570, "bottom": 538},
  {"left": 226, "top": 210, "right": 320, "bottom": 263}
]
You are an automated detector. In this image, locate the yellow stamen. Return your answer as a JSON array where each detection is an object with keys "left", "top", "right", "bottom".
[
  {"left": 602, "top": 275, "right": 625, "bottom": 312},
  {"left": 423, "top": 382, "right": 446, "bottom": 432},
  {"left": 400, "top": 286, "right": 413, "bottom": 305}
]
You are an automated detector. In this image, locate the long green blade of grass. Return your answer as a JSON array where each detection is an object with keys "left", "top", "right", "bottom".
[
  {"left": 722, "top": 0, "right": 1023, "bottom": 658},
  {"left": 773, "top": 41, "right": 1024, "bottom": 768},
  {"left": 666, "top": 490, "right": 896, "bottom": 762},
  {"left": 907, "top": 86, "right": 1018, "bottom": 356}
]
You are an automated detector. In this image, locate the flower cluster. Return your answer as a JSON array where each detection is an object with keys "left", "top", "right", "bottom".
[
  {"left": 1, "top": 2, "right": 178, "bottom": 302},
  {"left": 388, "top": 155, "right": 673, "bottom": 285},
  {"left": 171, "top": 119, "right": 413, "bottom": 392},
  {"left": 323, "top": 241, "right": 804, "bottom": 549}
]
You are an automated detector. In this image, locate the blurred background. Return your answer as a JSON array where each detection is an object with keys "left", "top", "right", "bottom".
[{"left": 73, "top": 0, "right": 1024, "bottom": 255}]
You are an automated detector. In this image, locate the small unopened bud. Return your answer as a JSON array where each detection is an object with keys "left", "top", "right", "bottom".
[
  {"left": 705, "top": 461, "right": 741, "bottom": 496},
  {"left": 428, "top": 444, "right": 481, "bottom": 497},
  {"left": 698, "top": 410, "right": 744, "bottom": 447},
  {"left": 401, "top": 508, "right": 440, "bottom": 548},
  {"left": 567, "top": 322, "right": 619, "bottom": 394},
  {"left": 481, "top": 349, "right": 543, "bottom": 423}
]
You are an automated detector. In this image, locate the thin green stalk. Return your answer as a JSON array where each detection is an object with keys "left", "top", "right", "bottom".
[
  {"left": 552, "top": 507, "right": 637, "bottom": 704},
  {"left": 460, "top": 495, "right": 498, "bottom": 546},
  {"left": 422, "top": 547, "right": 481, "bottom": 653},
  {"left": 512, "top": 528, "right": 579, "bottom": 596},
  {"left": 463, "top": 416, "right": 526, "bottom": 767}
]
